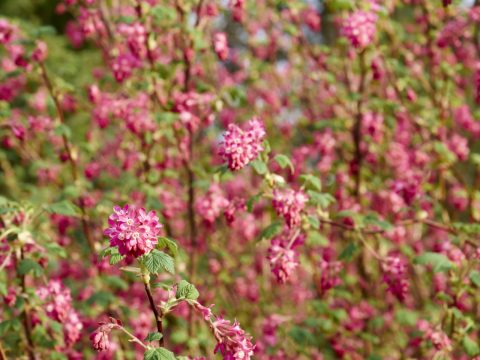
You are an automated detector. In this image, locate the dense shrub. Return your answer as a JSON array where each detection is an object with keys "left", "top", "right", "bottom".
[{"left": 1, "top": 0, "right": 480, "bottom": 359}]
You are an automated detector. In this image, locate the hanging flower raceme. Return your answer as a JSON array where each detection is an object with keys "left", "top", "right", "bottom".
[
  {"left": 218, "top": 118, "right": 266, "bottom": 171},
  {"left": 104, "top": 205, "right": 162, "bottom": 258},
  {"left": 90, "top": 318, "right": 122, "bottom": 352},
  {"left": 212, "top": 317, "right": 255, "bottom": 360},
  {"left": 341, "top": 10, "right": 378, "bottom": 49},
  {"left": 381, "top": 255, "right": 409, "bottom": 301},
  {"left": 267, "top": 240, "right": 298, "bottom": 283},
  {"left": 36, "top": 280, "right": 83, "bottom": 348},
  {"left": 195, "top": 184, "right": 229, "bottom": 224},
  {"left": 272, "top": 188, "right": 308, "bottom": 228}
]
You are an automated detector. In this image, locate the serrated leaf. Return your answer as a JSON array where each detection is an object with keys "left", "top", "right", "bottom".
[
  {"left": 157, "top": 237, "right": 178, "bottom": 257},
  {"left": 109, "top": 253, "right": 125, "bottom": 265},
  {"left": 144, "top": 332, "right": 163, "bottom": 342},
  {"left": 274, "top": 154, "right": 294, "bottom": 173},
  {"left": 143, "top": 250, "right": 175, "bottom": 275},
  {"left": 176, "top": 280, "right": 199, "bottom": 300},
  {"left": 44, "top": 201, "right": 81, "bottom": 217},
  {"left": 144, "top": 347, "right": 176, "bottom": 360},
  {"left": 413, "top": 252, "right": 454, "bottom": 273}
]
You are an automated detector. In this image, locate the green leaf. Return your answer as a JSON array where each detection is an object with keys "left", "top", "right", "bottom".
[
  {"left": 17, "top": 259, "right": 43, "bottom": 277},
  {"left": 250, "top": 159, "right": 268, "bottom": 175},
  {"left": 143, "top": 250, "right": 175, "bottom": 275},
  {"left": 144, "top": 347, "right": 176, "bottom": 360},
  {"left": 299, "top": 174, "right": 322, "bottom": 191},
  {"left": 44, "top": 243, "right": 67, "bottom": 258},
  {"left": 470, "top": 271, "right": 480, "bottom": 287},
  {"left": 463, "top": 336, "right": 480, "bottom": 356},
  {"left": 109, "top": 253, "right": 125, "bottom": 265},
  {"left": 54, "top": 124, "right": 72, "bottom": 139},
  {"left": 150, "top": 6, "right": 177, "bottom": 23},
  {"left": 339, "top": 243, "right": 358, "bottom": 262},
  {"left": 395, "top": 309, "right": 418, "bottom": 327},
  {"left": 413, "top": 252, "right": 454, "bottom": 273},
  {"left": 307, "top": 191, "right": 336, "bottom": 208},
  {"left": 103, "top": 276, "right": 129, "bottom": 290},
  {"left": 246, "top": 192, "right": 263, "bottom": 212},
  {"left": 44, "top": 201, "right": 81, "bottom": 217},
  {"left": 258, "top": 221, "right": 282, "bottom": 241},
  {"left": 452, "top": 222, "right": 480, "bottom": 235},
  {"left": 176, "top": 280, "right": 199, "bottom": 300},
  {"left": 306, "top": 231, "right": 329, "bottom": 246},
  {"left": 120, "top": 266, "right": 141, "bottom": 274},
  {"left": 144, "top": 332, "right": 163, "bottom": 343},
  {"left": 274, "top": 154, "right": 294, "bottom": 173},
  {"left": 157, "top": 237, "right": 178, "bottom": 257}
]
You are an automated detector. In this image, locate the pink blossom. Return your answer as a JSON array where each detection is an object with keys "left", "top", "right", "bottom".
[
  {"left": 64, "top": 310, "right": 83, "bottom": 347},
  {"left": 267, "top": 240, "right": 298, "bottom": 283},
  {"left": 0, "top": 20, "right": 14, "bottom": 44},
  {"left": 319, "top": 259, "right": 343, "bottom": 294},
  {"left": 32, "top": 41, "right": 48, "bottom": 62},
  {"left": 104, "top": 205, "right": 162, "bottom": 258},
  {"left": 218, "top": 118, "right": 266, "bottom": 171},
  {"left": 118, "top": 22, "right": 147, "bottom": 58},
  {"left": 382, "top": 255, "right": 409, "bottom": 301},
  {"left": 272, "top": 189, "right": 308, "bottom": 228},
  {"left": 362, "top": 112, "right": 384, "bottom": 142},
  {"left": 454, "top": 105, "right": 480, "bottom": 137},
  {"left": 90, "top": 321, "right": 120, "bottom": 352},
  {"left": 111, "top": 53, "right": 139, "bottom": 82},
  {"left": 304, "top": 8, "right": 321, "bottom": 31},
  {"left": 341, "top": 11, "right": 377, "bottom": 49},
  {"left": 36, "top": 280, "right": 73, "bottom": 322},
  {"left": 212, "top": 318, "right": 254, "bottom": 360},
  {"left": 196, "top": 184, "right": 229, "bottom": 224},
  {"left": 213, "top": 33, "right": 229, "bottom": 61},
  {"left": 447, "top": 134, "right": 469, "bottom": 161}
]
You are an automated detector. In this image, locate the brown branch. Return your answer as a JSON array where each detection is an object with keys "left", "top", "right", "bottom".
[
  {"left": 0, "top": 340, "right": 7, "bottom": 360},
  {"left": 143, "top": 281, "right": 164, "bottom": 347}
]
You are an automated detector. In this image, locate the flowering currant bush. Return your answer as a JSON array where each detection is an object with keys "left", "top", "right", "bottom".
[{"left": 2, "top": 0, "right": 480, "bottom": 359}]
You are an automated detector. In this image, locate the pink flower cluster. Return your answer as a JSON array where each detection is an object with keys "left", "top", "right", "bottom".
[
  {"left": 196, "top": 184, "right": 229, "bottom": 224},
  {"left": 218, "top": 118, "right": 266, "bottom": 171},
  {"left": 90, "top": 318, "right": 121, "bottom": 352},
  {"left": 36, "top": 280, "right": 83, "bottom": 347},
  {"left": 381, "top": 255, "right": 409, "bottom": 301},
  {"left": 454, "top": 105, "right": 480, "bottom": 137},
  {"left": 212, "top": 317, "right": 255, "bottom": 360},
  {"left": 213, "top": 33, "right": 229, "bottom": 61},
  {"left": 319, "top": 258, "right": 343, "bottom": 294},
  {"left": 267, "top": 240, "right": 298, "bottom": 283},
  {"left": 104, "top": 205, "right": 162, "bottom": 258},
  {"left": 272, "top": 189, "right": 308, "bottom": 228},
  {"left": 341, "top": 11, "right": 378, "bottom": 49}
]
